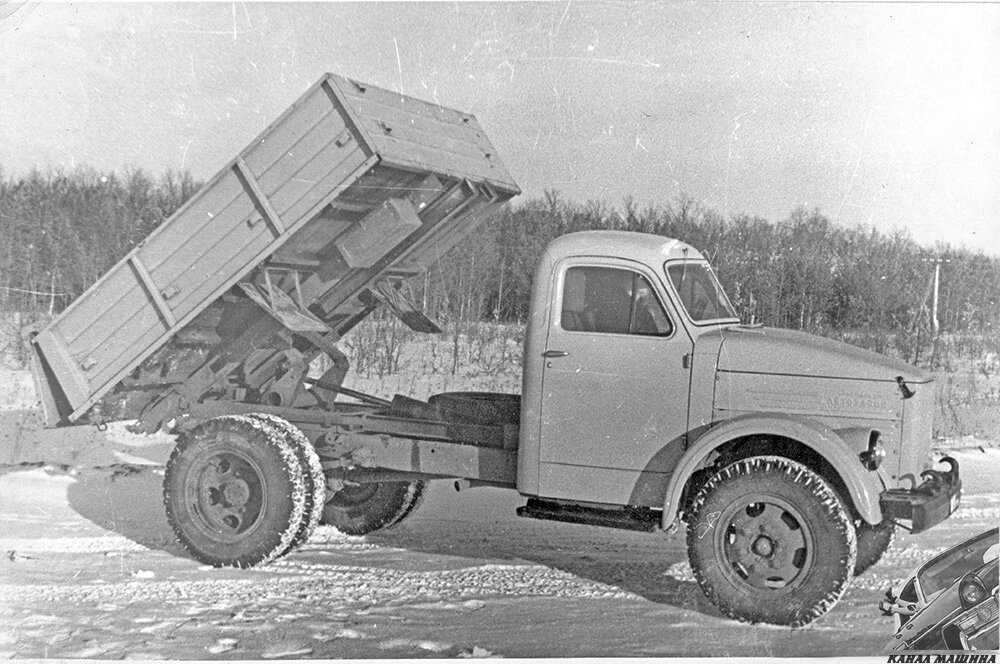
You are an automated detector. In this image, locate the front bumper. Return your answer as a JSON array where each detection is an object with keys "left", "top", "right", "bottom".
[{"left": 880, "top": 456, "right": 961, "bottom": 534}]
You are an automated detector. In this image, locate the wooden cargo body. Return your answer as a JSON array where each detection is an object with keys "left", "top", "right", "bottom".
[{"left": 30, "top": 73, "right": 519, "bottom": 426}]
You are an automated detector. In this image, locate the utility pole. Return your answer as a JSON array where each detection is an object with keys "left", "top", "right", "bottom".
[
  {"left": 918, "top": 255, "right": 951, "bottom": 368},
  {"left": 928, "top": 256, "right": 951, "bottom": 338}
]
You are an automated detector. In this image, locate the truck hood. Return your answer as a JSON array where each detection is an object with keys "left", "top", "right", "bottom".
[{"left": 713, "top": 326, "right": 931, "bottom": 383}]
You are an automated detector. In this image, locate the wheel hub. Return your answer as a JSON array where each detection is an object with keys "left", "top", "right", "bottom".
[
  {"left": 187, "top": 451, "right": 266, "bottom": 539},
  {"left": 222, "top": 478, "right": 251, "bottom": 508},
  {"left": 752, "top": 534, "right": 775, "bottom": 557},
  {"left": 718, "top": 499, "right": 813, "bottom": 591}
]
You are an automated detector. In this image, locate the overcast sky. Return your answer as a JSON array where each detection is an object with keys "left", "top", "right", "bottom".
[{"left": 1, "top": 2, "right": 998, "bottom": 255}]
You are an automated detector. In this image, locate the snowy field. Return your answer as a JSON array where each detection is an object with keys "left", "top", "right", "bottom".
[{"left": 0, "top": 365, "right": 998, "bottom": 658}]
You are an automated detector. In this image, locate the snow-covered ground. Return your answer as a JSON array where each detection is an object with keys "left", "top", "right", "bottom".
[{"left": 0, "top": 365, "right": 997, "bottom": 658}]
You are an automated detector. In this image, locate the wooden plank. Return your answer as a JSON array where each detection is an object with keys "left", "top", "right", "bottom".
[
  {"left": 321, "top": 76, "right": 375, "bottom": 159},
  {"left": 251, "top": 110, "right": 345, "bottom": 199},
  {"left": 148, "top": 189, "right": 259, "bottom": 317},
  {"left": 88, "top": 308, "right": 165, "bottom": 389},
  {"left": 243, "top": 88, "right": 335, "bottom": 178},
  {"left": 67, "top": 153, "right": 379, "bottom": 421},
  {"left": 338, "top": 80, "right": 518, "bottom": 190},
  {"left": 346, "top": 92, "right": 494, "bottom": 152},
  {"left": 140, "top": 169, "right": 249, "bottom": 274},
  {"left": 371, "top": 135, "right": 505, "bottom": 185},
  {"left": 358, "top": 113, "right": 490, "bottom": 163},
  {"left": 334, "top": 167, "right": 429, "bottom": 208},
  {"left": 128, "top": 256, "right": 177, "bottom": 327},
  {"left": 60, "top": 269, "right": 143, "bottom": 346},
  {"left": 234, "top": 157, "right": 285, "bottom": 237},
  {"left": 270, "top": 140, "right": 359, "bottom": 220},
  {"left": 373, "top": 137, "right": 516, "bottom": 193},
  {"left": 334, "top": 75, "right": 475, "bottom": 130}
]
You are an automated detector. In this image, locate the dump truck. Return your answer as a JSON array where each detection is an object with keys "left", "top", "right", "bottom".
[{"left": 26, "top": 73, "right": 961, "bottom": 628}]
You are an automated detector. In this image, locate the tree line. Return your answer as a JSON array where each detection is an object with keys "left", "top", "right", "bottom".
[
  {"left": 424, "top": 192, "right": 1000, "bottom": 365},
  {"left": 2, "top": 168, "right": 997, "bottom": 366}
]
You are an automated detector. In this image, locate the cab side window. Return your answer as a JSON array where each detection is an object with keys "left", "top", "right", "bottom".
[{"left": 561, "top": 266, "right": 672, "bottom": 336}]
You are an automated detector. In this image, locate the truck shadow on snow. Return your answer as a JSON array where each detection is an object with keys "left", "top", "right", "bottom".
[
  {"left": 65, "top": 471, "right": 719, "bottom": 617},
  {"left": 66, "top": 466, "right": 191, "bottom": 558},
  {"left": 362, "top": 486, "right": 723, "bottom": 619}
]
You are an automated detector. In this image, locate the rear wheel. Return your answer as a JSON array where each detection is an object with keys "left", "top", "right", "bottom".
[
  {"left": 163, "top": 415, "right": 307, "bottom": 568},
  {"left": 853, "top": 519, "right": 895, "bottom": 576},
  {"left": 686, "top": 456, "right": 857, "bottom": 626},
  {"left": 245, "top": 414, "right": 325, "bottom": 554},
  {"left": 321, "top": 480, "right": 424, "bottom": 535}
]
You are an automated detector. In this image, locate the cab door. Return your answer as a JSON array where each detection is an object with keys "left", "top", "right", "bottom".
[{"left": 536, "top": 259, "right": 693, "bottom": 506}]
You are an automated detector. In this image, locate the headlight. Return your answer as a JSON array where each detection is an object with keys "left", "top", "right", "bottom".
[
  {"left": 959, "top": 575, "right": 987, "bottom": 608},
  {"left": 860, "top": 430, "right": 886, "bottom": 471}
]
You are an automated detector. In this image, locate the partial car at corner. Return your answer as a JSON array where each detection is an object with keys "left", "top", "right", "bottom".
[{"left": 883, "top": 527, "right": 999, "bottom": 651}]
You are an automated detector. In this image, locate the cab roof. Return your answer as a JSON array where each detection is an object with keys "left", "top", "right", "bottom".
[{"left": 546, "top": 231, "right": 707, "bottom": 265}]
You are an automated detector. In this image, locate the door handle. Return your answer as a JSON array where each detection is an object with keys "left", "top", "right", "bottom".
[{"left": 542, "top": 349, "right": 569, "bottom": 358}]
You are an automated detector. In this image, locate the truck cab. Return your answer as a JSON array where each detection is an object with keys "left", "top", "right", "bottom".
[
  {"left": 519, "top": 231, "right": 734, "bottom": 505},
  {"left": 511, "top": 231, "right": 961, "bottom": 626}
]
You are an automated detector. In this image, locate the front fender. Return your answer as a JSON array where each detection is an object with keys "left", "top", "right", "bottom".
[{"left": 662, "top": 413, "right": 884, "bottom": 527}]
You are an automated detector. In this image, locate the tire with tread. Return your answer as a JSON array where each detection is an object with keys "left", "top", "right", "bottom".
[
  {"left": 853, "top": 519, "right": 895, "bottom": 576},
  {"left": 322, "top": 480, "right": 424, "bottom": 535},
  {"left": 685, "top": 456, "right": 857, "bottom": 627},
  {"left": 163, "top": 415, "right": 307, "bottom": 568},
  {"left": 245, "top": 413, "right": 325, "bottom": 554}
]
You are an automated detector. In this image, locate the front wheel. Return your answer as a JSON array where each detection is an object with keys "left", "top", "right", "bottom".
[{"left": 686, "top": 456, "right": 857, "bottom": 626}]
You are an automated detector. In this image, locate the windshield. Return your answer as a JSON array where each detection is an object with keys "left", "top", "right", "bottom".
[
  {"left": 917, "top": 530, "right": 999, "bottom": 598},
  {"left": 665, "top": 261, "right": 738, "bottom": 323}
]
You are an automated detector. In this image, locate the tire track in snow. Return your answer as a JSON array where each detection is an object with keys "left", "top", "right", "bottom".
[{"left": 1, "top": 561, "right": 638, "bottom": 606}]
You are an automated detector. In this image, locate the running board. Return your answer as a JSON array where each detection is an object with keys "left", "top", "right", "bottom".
[{"left": 516, "top": 498, "right": 660, "bottom": 532}]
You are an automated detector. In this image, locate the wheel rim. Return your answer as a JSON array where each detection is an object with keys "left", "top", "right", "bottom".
[
  {"left": 186, "top": 450, "right": 267, "bottom": 542},
  {"left": 715, "top": 496, "right": 815, "bottom": 592},
  {"left": 329, "top": 482, "right": 381, "bottom": 507}
]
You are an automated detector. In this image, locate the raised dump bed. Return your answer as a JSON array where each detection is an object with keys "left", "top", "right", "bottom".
[{"left": 29, "top": 73, "right": 519, "bottom": 427}]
